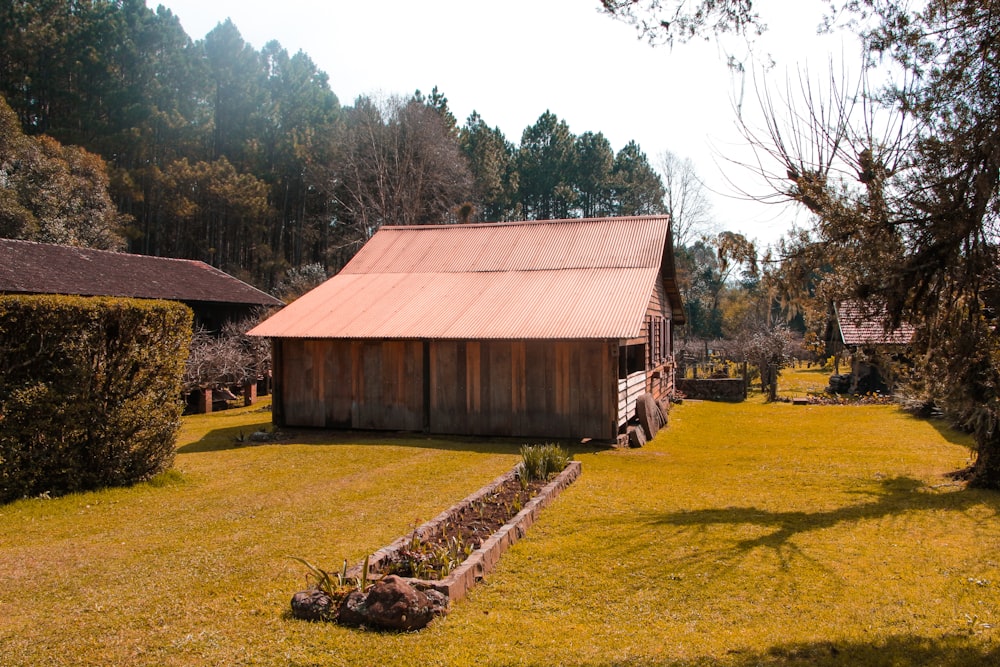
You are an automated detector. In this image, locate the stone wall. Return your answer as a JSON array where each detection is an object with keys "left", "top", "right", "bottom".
[{"left": 676, "top": 378, "right": 746, "bottom": 402}]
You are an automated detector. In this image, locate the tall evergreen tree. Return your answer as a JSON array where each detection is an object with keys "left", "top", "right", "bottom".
[
  {"left": 460, "top": 111, "right": 518, "bottom": 221},
  {"left": 518, "top": 111, "right": 577, "bottom": 219},
  {"left": 203, "top": 19, "right": 264, "bottom": 167},
  {"left": 574, "top": 131, "right": 615, "bottom": 218},
  {"left": 258, "top": 41, "right": 341, "bottom": 271},
  {"left": 612, "top": 140, "right": 666, "bottom": 216}
]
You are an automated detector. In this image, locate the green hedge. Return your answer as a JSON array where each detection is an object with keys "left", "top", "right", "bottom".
[{"left": 0, "top": 295, "right": 192, "bottom": 502}]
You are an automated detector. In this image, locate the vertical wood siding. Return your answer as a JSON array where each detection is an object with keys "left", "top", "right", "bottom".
[
  {"left": 640, "top": 276, "right": 677, "bottom": 402},
  {"left": 427, "top": 340, "right": 617, "bottom": 440},
  {"left": 275, "top": 338, "right": 619, "bottom": 440}
]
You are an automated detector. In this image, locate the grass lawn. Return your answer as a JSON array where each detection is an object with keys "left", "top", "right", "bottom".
[{"left": 2, "top": 370, "right": 999, "bottom": 666}]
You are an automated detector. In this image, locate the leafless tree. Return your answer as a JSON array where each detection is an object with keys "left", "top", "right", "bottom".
[
  {"left": 736, "top": 300, "right": 793, "bottom": 402},
  {"left": 183, "top": 328, "right": 250, "bottom": 392},
  {"left": 327, "top": 94, "right": 473, "bottom": 247},
  {"left": 734, "top": 60, "right": 913, "bottom": 304},
  {"left": 658, "top": 149, "right": 717, "bottom": 248},
  {"left": 183, "top": 310, "right": 274, "bottom": 392}
]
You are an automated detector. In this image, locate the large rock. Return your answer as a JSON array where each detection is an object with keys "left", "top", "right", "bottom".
[
  {"left": 290, "top": 588, "right": 335, "bottom": 621},
  {"left": 627, "top": 424, "right": 647, "bottom": 448},
  {"left": 337, "top": 589, "right": 369, "bottom": 627},
  {"left": 337, "top": 576, "right": 446, "bottom": 631},
  {"left": 635, "top": 393, "right": 662, "bottom": 440},
  {"left": 656, "top": 397, "right": 670, "bottom": 426}
]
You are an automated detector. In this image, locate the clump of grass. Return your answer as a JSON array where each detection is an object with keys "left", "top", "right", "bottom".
[
  {"left": 519, "top": 443, "right": 572, "bottom": 482},
  {"left": 146, "top": 469, "right": 185, "bottom": 488}
]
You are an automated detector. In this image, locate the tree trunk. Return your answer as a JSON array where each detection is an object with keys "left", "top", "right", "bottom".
[{"left": 970, "top": 428, "right": 1000, "bottom": 489}]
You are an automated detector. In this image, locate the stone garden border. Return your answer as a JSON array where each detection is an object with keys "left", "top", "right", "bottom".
[{"left": 348, "top": 460, "right": 582, "bottom": 605}]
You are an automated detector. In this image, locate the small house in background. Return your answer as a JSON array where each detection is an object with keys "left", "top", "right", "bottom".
[
  {"left": 825, "top": 300, "right": 916, "bottom": 394},
  {"left": 0, "top": 239, "right": 284, "bottom": 413},
  {"left": 0, "top": 238, "right": 283, "bottom": 332},
  {"left": 250, "top": 216, "right": 685, "bottom": 441}
]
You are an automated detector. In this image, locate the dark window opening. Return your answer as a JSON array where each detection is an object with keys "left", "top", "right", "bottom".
[
  {"left": 647, "top": 316, "right": 670, "bottom": 366},
  {"left": 619, "top": 343, "right": 646, "bottom": 378}
]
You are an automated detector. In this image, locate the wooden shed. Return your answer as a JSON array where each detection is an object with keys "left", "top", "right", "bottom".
[
  {"left": 825, "top": 299, "right": 915, "bottom": 394},
  {"left": 250, "top": 216, "right": 685, "bottom": 441}
]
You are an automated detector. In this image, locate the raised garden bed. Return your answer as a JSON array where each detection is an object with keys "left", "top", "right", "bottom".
[
  {"left": 291, "top": 457, "right": 581, "bottom": 630},
  {"left": 353, "top": 459, "right": 581, "bottom": 603}
]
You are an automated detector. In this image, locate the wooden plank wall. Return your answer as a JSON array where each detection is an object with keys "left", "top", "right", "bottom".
[
  {"left": 617, "top": 371, "right": 647, "bottom": 427},
  {"left": 429, "top": 339, "right": 618, "bottom": 440},
  {"left": 277, "top": 338, "right": 327, "bottom": 427},
  {"left": 275, "top": 338, "right": 619, "bottom": 440},
  {"left": 642, "top": 275, "right": 677, "bottom": 402},
  {"left": 277, "top": 339, "right": 422, "bottom": 430},
  {"left": 353, "top": 340, "right": 424, "bottom": 431}
]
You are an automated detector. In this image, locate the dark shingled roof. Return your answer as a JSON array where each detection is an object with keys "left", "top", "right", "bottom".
[
  {"left": 0, "top": 238, "right": 282, "bottom": 307},
  {"left": 836, "top": 300, "right": 915, "bottom": 346}
]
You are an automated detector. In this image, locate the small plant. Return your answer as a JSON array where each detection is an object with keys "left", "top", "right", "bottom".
[
  {"left": 288, "top": 555, "right": 340, "bottom": 597},
  {"left": 386, "top": 526, "right": 475, "bottom": 580},
  {"left": 519, "top": 443, "right": 572, "bottom": 482},
  {"left": 289, "top": 554, "right": 371, "bottom": 601},
  {"left": 358, "top": 554, "right": 370, "bottom": 593}
]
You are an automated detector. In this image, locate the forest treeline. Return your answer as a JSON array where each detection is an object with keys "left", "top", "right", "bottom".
[{"left": 0, "top": 0, "right": 668, "bottom": 289}]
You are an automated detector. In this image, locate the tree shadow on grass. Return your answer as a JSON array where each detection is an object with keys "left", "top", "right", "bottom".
[
  {"left": 640, "top": 476, "right": 999, "bottom": 557},
  {"left": 677, "top": 634, "right": 999, "bottom": 667},
  {"left": 911, "top": 412, "right": 977, "bottom": 451},
  {"left": 494, "top": 634, "right": 1000, "bottom": 666}
]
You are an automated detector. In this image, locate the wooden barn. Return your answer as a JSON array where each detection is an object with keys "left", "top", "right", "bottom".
[{"left": 250, "top": 216, "right": 685, "bottom": 441}]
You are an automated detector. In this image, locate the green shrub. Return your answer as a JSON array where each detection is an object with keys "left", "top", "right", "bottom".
[
  {"left": 519, "top": 443, "right": 572, "bottom": 482},
  {"left": 0, "top": 295, "right": 192, "bottom": 502}
]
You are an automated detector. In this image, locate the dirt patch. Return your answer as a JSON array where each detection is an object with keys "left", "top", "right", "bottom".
[{"left": 376, "top": 474, "right": 547, "bottom": 579}]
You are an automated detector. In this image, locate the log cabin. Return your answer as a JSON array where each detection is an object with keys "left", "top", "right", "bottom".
[{"left": 250, "top": 216, "right": 684, "bottom": 441}]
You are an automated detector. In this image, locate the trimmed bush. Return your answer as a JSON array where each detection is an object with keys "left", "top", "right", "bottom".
[{"left": 0, "top": 295, "right": 192, "bottom": 502}]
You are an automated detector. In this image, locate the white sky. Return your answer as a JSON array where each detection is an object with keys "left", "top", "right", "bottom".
[{"left": 154, "top": 0, "right": 861, "bottom": 248}]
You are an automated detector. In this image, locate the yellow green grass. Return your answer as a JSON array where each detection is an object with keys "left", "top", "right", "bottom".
[
  {"left": 776, "top": 363, "right": 833, "bottom": 397},
  {"left": 2, "top": 374, "right": 999, "bottom": 666}
]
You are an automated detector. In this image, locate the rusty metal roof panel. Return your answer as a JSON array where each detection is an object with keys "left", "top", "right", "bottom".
[
  {"left": 342, "top": 216, "right": 669, "bottom": 274},
  {"left": 250, "top": 216, "right": 673, "bottom": 340},
  {"left": 250, "top": 268, "right": 659, "bottom": 339}
]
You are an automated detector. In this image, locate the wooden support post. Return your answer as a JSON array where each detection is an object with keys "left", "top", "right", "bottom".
[
  {"left": 243, "top": 381, "right": 257, "bottom": 407},
  {"left": 197, "top": 388, "right": 213, "bottom": 414}
]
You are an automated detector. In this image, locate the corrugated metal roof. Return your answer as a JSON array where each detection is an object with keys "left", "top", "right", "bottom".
[
  {"left": 0, "top": 238, "right": 282, "bottom": 307},
  {"left": 837, "top": 300, "right": 915, "bottom": 346},
  {"left": 342, "top": 216, "right": 668, "bottom": 274},
  {"left": 251, "top": 216, "right": 676, "bottom": 340}
]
